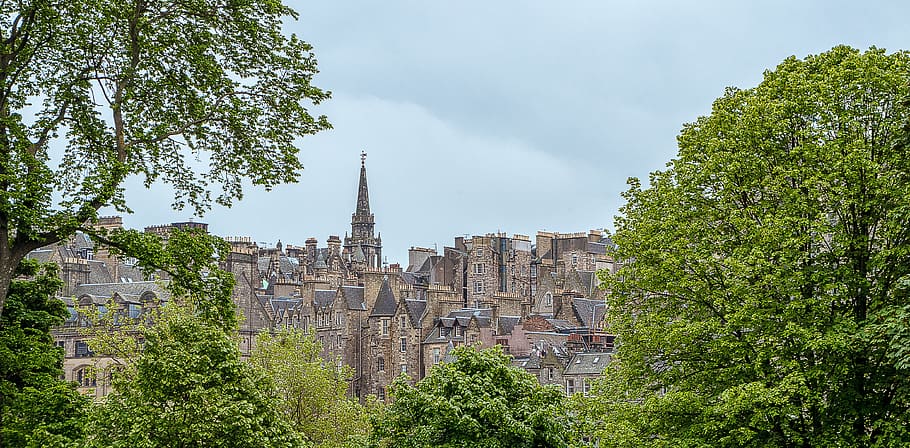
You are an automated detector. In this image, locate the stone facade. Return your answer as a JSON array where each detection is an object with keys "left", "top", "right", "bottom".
[{"left": 43, "top": 156, "right": 618, "bottom": 400}]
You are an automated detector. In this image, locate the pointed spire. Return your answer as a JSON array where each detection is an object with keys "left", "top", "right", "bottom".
[{"left": 356, "top": 151, "right": 371, "bottom": 217}]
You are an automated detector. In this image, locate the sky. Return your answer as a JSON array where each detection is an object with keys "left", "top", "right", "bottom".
[{"left": 112, "top": 1, "right": 910, "bottom": 265}]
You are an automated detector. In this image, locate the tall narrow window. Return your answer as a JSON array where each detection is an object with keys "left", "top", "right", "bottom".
[
  {"left": 400, "top": 337, "right": 407, "bottom": 353},
  {"left": 377, "top": 356, "right": 385, "bottom": 372}
]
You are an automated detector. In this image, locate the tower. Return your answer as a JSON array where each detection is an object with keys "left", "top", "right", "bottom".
[{"left": 344, "top": 152, "right": 382, "bottom": 269}]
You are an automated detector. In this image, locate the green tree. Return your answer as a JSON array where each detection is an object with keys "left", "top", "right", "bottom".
[
  {"left": 0, "top": 0, "right": 330, "bottom": 318},
  {"left": 250, "top": 329, "right": 374, "bottom": 448},
  {"left": 86, "top": 305, "right": 304, "bottom": 448},
  {"left": 595, "top": 46, "right": 910, "bottom": 447},
  {"left": 370, "top": 345, "right": 574, "bottom": 448},
  {"left": 0, "top": 259, "right": 88, "bottom": 447}
]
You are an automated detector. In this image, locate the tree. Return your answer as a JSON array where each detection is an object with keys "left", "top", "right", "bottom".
[
  {"left": 86, "top": 305, "right": 304, "bottom": 448},
  {"left": 250, "top": 329, "right": 374, "bottom": 448},
  {"left": 369, "top": 345, "right": 574, "bottom": 448},
  {"left": 595, "top": 46, "right": 910, "bottom": 447},
  {"left": 0, "top": 1, "right": 330, "bottom": 318},
  {"left": 0, "top": 259, "right": 87, "bottom": 447}
]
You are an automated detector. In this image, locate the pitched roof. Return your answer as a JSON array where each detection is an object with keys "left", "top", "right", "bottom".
[
  {"left": 370, "top": 276, "right": 397, "bottom": 316},
  {"left": 71, "top": 281, "right": 169, "bottom": 302},
  {"left": 341, "top": 285, "right": 366, "bottom": 310},
  {"left": 404, "top": 299, "right": 427, "bottom": 326},
  {"left": 564, "top": 352, "right": 612, "bottom": 375},
  {"left": 498, "top": 315, "right": 521, "bottom": 335},
  {"left": 314, "top": 289, "right": 335, "bottom": 307},
  {"left": 572, "top": 298, "right": 606, "bottom": 329}
]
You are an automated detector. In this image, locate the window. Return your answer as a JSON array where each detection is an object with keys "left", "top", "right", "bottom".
[
  {"left": 336, "top": 334, "right": 342, "bottom": 349},
  {"left": 399, "top": 315, "right": 407, "bottom": 329},
  {"left": 547, "top": 367, "right": 554, "bottom": 381},
  {"left": 302, "top": 316, "right": 309, "bottom": 332},
  {"left": 400, "top": 337, "right": 407, "bottom": 353},
  {"left": 583, "top": 379, "right": 592, "bottom": 396},
  {"left": 377, "top": 356, "right": 385, "bottom": 372},
  {"left": 566, "top": 379, "right": 576, "bottom": 395},
  {"left": 433, "top": 348, "right": 441, "bottom": 365},
  {"left": 453, "top": 325, "right": 459, "bottom": 337},
  {"left": 75, "top": 341, "right": 93, "bottom": 357},
  {"left": 381, "top": 318, "right": 390, "bottom": 336},
  {"left": 473, "top": 263, "right": 485, "bottom": 275},
  {"left": 75, "top": 366, "right": 96, "bottom": 387},
  {"left": 55, "top": 340, "right": 66, "bottom": 350},
  {"left": 572, "top": 254, "right": 578, "bottom": 266},
  {"left": 530, "top": 264, "right": 537, "bottom": 277},
  {"left": 127, "top": 303, "right": 141, "bottom": 319},
  {"left": 378, "top": 387, "right": 386, "bottom": 402},
  {"left": 473, "top": 281, "right": 484, "bottom": 294},
  {"left": 475, "top": 249, "right": 483, "bottom": 258},
  {"left": 336, "top": 313, "right": 343, "bottom": 326},
  {"left": 545, "top": 292, "right": 552, "bottom": 307},
  {"left": 400, "top": 364, "right": 407, "bottom": 374}
]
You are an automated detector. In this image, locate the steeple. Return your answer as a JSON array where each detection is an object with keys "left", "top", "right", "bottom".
[
  {"left": 345, "top": 151, "right": 382, "bottom": 269},
  {"left": 356, "top": 151, "right": 371, "bottom": 217}
]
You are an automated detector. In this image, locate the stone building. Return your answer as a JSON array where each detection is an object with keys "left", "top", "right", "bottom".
[{"left": 41, "top": 154, "right": 618, "bottom": 401}]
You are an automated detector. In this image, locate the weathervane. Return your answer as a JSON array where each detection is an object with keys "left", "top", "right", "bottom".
[{"left": 361, "top": 150, "right": 367, "bottom": 166}]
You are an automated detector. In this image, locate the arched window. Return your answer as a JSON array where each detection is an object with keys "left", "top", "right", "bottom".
[{"left": 75, "top": 366, "right": 96, "bottom": 387}]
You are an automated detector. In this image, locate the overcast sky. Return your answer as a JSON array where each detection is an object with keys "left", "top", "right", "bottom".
[{"left": 113, "top": 1, "right": 910, "bottom": 265}]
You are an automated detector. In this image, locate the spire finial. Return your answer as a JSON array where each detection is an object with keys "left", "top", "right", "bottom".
[{"left": 361, "top": 150, "right": 367, "bottom": 166}]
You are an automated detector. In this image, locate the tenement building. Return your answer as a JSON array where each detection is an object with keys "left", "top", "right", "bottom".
[{"left": 42, "top": 155, "right": 618, "bottom": 400}]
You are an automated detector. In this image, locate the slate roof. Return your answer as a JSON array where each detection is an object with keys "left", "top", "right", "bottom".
[
  {"left": 577, "top": 271, "right": 598, "bottom": 295},
  {"left": 341, "top": 285, "right": 366, "bottom": 311},
  {"left": 564, "top": 352, "right": 612, "bottom": 375},
  {"left": 314, "top": 289, "right": 335, "bottom": 308},
  {"left": 26, "top": 249, "right": 53, "bottom": 263},
  {"left": 314, "top": 252, "right": 328, "bottom": 270},
  {"left": 352, "top": 245, "right": 366, "bottom": 263},
  {"left": 545, "top": 318, "right": 577, "bottom": 332},
  {"left": 404, "top": 299, "right": 427, "bottom": 326},
  {"left": 117, "top": 263, "right": 145, "bottom": 283},
  {"left": 586, "top": 241, "right": 607, "bottom": 255},
  {"left": 370, "top": 277, "right": 397, "bottom": 317},
  {"left": 498, "top": 316, "right": 521, "bottom": 335},
  {"left": 87, "top": 260, "right": 114, "bottom": 284},
  {"left": 72, "top": 232, "right": 94, "bottom": 251},
  {"left": 270, "top": 297, "right": 304, "bottom": 320},
  {"left": 572, "top": 298, "right": 606, "bottom": 329},
  {"left": 71, "top": 281, "right": 169, "bottom": 302}
]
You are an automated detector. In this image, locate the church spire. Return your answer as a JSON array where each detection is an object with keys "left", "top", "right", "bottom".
[
  {"left": 356, "top": 151, "right": 371, "bottom": 217},
  {"left": 346, "top": 151, "right": 381, "bottom": 269}
]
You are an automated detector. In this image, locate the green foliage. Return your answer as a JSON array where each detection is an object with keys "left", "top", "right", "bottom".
[
  {"left": 595, "top": 46, "right": 910, "bottom": 447},
  {"left": 370, "top": 345, "right": 574, "bottom": 448},
  {"left": 250, "top": 329, "right": 374, "bottom": 448},
  {"left": 0, "top": 259, "right": 88, "bottom": 447},
  {"left": 0, "top": 0, "right": 330, "bottom": 318},
  {"left": 89, "top": 227, "right": 238, "bottom": 330},
  {"left": 86, "top": 306, "right": 304, "bottom": 448}
]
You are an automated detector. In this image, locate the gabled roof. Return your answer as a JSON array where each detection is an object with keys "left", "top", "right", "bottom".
[
  {"left": 270, "top": 297, "right": 304, "bottom": 319},
  {"left": 572, "top": 298, "right": 606, "bottom": 329},
  {"left": 370, "top": 276, "right": 397, "bottom": 317},
  {"left": 564, "top": 352, "right": 612, "bottom": 375},
  {"left": 498, "top": 316, "right": 521, "bottom": 335},
  {"left": 404, "top": 299, "right": 427, "bottom": 326}
]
